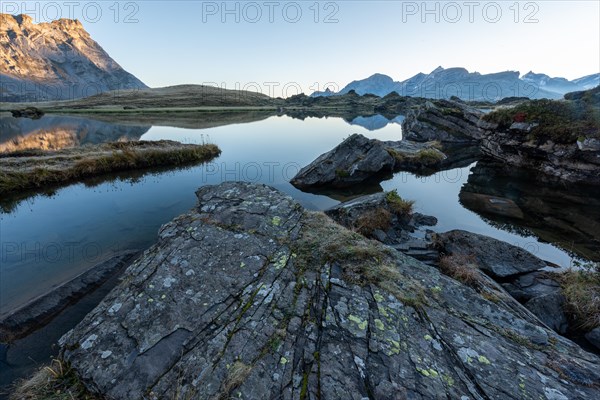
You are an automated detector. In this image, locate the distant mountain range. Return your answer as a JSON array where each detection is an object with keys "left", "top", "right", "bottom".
[
  {"left": 312, "top": 67, "right": 600, "bottom": 101},
  {"left": 0, "top": 14, "right": 147, "bottom": 102}
]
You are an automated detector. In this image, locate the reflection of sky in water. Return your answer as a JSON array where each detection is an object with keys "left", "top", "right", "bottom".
[{"left": 0, "top": 115, "right": 585, "bottom": 315}]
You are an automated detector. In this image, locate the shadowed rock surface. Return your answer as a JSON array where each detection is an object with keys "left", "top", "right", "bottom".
[
  {"left": 59, "top": 182, "right": 600, "bottom": 400},
  {"left": 290, "top": 134, "right": 445, "bottom": 189},
  {"left": 479, "top": 88, "right": 600, "bottom": 184},
  {"left": 324, "top": 192, "right": 573, "bottom": 340},
  {"left": 402, "top": 100, "right": 492, "bottom": 143}
]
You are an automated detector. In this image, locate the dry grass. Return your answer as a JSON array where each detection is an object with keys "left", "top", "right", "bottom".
[
  {"left": 559, "top": 269, "right": 600, "bottom": 331},
  {"left": 439, "top": 253, "right": 482, "bottom": 288},
  {"left": 293, "top": 212, "right": 426, "bottom": 307},
  {"left": 355, "top": 207, "right": 393, "bottom": 236},
  {"left": 0, "top": 141, "right": 221, "bottom": 194},
  {"left": 218, "top": 361, "right": 253, "bottom": 400},
  {"left": 10, "top": 359, "right": 98, "bottom": 400}
]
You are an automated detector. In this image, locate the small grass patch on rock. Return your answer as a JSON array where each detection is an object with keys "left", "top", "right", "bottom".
[
  {"left": 385, "top": 189, "right": 415, "bottom": 216},
  {"left": 355, "top": 207, "right": 393, "bottom": 236},
  {"left": 559, "top": 266, "right": 600, "bottom": 331},
  {"left": 439, "top": 253, "right": 482, "bottom": 288}
]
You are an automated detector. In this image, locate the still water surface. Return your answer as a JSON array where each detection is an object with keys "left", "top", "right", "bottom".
[{"left": 1, "top": 114, "right": 596, "bottom": 317}]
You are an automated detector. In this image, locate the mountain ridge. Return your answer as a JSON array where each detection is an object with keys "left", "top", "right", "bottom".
[
  {"left": 312, "top": 67, "right": 600, "bottom": 101},
  {"left": 0, "top": 13, "right": 147, "bottom": 102}
]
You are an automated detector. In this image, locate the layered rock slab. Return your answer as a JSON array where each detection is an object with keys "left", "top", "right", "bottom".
[{"left": 60, "top": 182, "right": 600, "bottom": 399}]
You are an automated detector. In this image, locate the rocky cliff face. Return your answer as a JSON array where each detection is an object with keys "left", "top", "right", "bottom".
[
  {"left": 59, "top": 182, "right": 600, "bottom": 399},
  {"left": 0, "top": 14, "right": 147, "bottom": 102}
]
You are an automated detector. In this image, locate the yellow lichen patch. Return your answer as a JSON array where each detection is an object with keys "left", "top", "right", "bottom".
[
  {"left": 348, "top": 315, "right": 368, "bottom": 330},
  {"left": 374, "top": 293, "right": 385, "bottom": 302},
  {"left": 374, "top": 319, "right": 385, "bottom": 331},
  {"left": 377, "top": 305, "right": 389, "bottom": 318},
  {"left": 273, "top": 252, "right": 289, "bottom": 270},
  {"left": 272, "top": 216, "right": 282, "bottom": 226},
  {"left": 442, "top": 374, "right": 455, "bottom": 387},
  {"left": 279, "top": 357, "right": 288, "bottom": 365},
  {"left": 416, "top": 367, "right": 439, "bottom": 378},
  {"left": 386, "top": 339, "right": 401, "bottom": 355},
  {"left": 424, "top": 335, "right": 433, "bottom": 341},
  {"left": 477, "top": 355, "right": 491, "bottom": 365}
]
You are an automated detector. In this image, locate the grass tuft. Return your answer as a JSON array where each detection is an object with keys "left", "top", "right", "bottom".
[
  {"left": 293, "top": 212, "right": 425, "bottom": 306},
  {"left": 438, "top": 253, "right": 482, "bottom": 288},
  {"left": 385, "top": 190, "right": 415, "bottom": 216},
  {"left": 10, "top": 359, "right": 98, "bottom": 400},
  {"left": 559, "top": 267, "right": 600, "bottom": 331},
  {"left": 355, "top": 207, "right": 393, "bottom": 236}
]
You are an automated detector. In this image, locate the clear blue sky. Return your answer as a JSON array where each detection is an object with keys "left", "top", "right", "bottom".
[{"left": 9, "top": 1, "right": 600, "bottom": 97}]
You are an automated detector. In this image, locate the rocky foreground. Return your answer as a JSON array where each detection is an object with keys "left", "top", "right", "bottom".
[{"left": 57, "top": 182, "right": 599, "bottom": 399}]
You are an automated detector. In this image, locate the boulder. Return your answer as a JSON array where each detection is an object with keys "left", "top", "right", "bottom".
[
  {"left": 501, "top": 271, "right": 563, "bottom": 303},
  {"left": 525, "top": 293, "right": 569, "bottom": 335},
  {"left": 59, "top": 183, "right": 600, "bottom": 400},
  {"left": 290, "top": 134, "right": 446, "bottom": 189},
  {"left": 402, "top": 100, "right": 488, "bottom": 143},
  {"left": 435, "top": 230, "right": 548, "bottom": 278},
  {"left": 290, "top": 134, "right": 395, "bottom": 188}
]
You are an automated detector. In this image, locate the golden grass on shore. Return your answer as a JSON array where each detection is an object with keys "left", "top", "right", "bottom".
[{"left": 0, "top": 140, "right": 221, "bottom": 194}]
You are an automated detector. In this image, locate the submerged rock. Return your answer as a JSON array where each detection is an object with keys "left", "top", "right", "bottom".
[{"left": 60, "top": 183, "right": 600, "bottom": 399}]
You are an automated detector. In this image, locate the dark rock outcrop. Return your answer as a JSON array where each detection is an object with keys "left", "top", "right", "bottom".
[
  {"left": 290, "top": 134, "right": 446, "bottom": 189},
  {"left": 480, "top": 129, "right": 600, "bottom": 184},
  {"left": 479, "top": 90, "right": 600, "bottom": 184},
  {"left": 402, "top": 100, "right": 492, "bottom": 143},
  {"left": 60, "top": 182, "right": 600, "bottom": 400},
  {"left": 325, "top": 193, "right": 573, "bottom": 339}
]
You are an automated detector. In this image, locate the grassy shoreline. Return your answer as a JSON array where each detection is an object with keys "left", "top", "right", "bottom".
[{"left": 0, "top": 140, "right": 221, "bottom": 194}]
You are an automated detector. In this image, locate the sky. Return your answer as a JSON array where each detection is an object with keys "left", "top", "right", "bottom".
[{"left": 6, "top": 0, "right": 600, "bottom": 97}]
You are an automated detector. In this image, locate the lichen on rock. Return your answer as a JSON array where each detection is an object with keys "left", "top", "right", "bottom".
[{"left": 59, "top": 182, "right": 600, "bottom": 399}]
